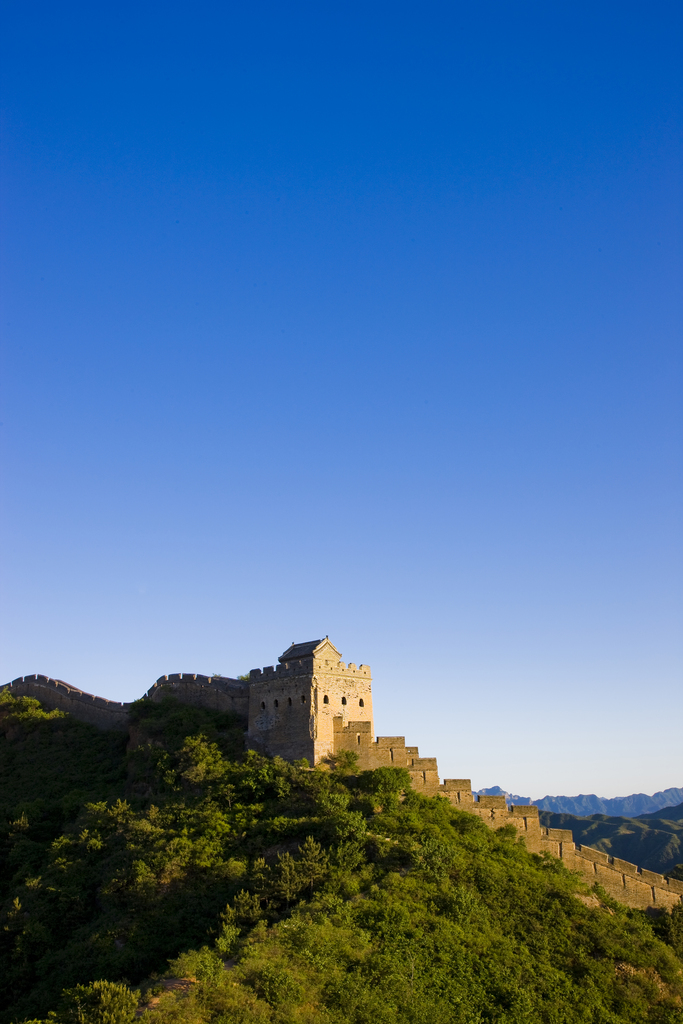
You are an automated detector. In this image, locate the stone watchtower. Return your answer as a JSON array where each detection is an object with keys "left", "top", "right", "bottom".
[{"left": 246, "top": 638, "right": 373, "bottom": 764}]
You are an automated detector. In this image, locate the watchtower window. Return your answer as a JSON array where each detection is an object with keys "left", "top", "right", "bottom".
[
  {"left": 359, "top": 698, "right": 364, "bottom": 707},
  {"left": 301, "top": 694, "right": 306, "bottom": 703},
  {"left": 274, "top": 699, "right": 279, "bottom": 708},
  {"left": 341, "top": 696, "right": 347, "bottom": 705},
  {"left": 356, "top": 733, "right": 361, "bottom": 745},
  {"left": 288, "top": 697, "right": 292, "bottom": 706},
  {"left": 323, "top": 694, "right": 329, "bottom": 704},
  {"left": 260, "top": 701, "right": 265, "bottom": 710}
]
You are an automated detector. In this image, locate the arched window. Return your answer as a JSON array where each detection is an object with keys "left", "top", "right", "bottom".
[
  {"left": 341, "top": 696, "right": 347, "bottom": 705},
  {"left": 274, "top": 699, "right": 279, "bottom": 708},
  {"left": 323, "top": 695, "right": 329, "bottom": 704},
  {"left": 288, "top": 697, "right": 292, "bottom": 706},
  {"left": 359, "top": 698, "right": 364, "bottom": 707},
  {"left": 260, "top": 701, "right": 265, "bottom": 710},
  {"left": 301, "top": 694, "right": 306, "bottom": 703},
  {"left": 356, "top": 733, "right": 361, "bottom": 745}
]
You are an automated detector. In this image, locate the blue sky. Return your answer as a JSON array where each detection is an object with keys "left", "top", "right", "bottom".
[{"left": 1, "top": 1, "right": 681, "bottom": 798}]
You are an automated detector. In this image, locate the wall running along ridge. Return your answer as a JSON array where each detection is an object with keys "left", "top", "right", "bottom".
[{"left": 3, "top": 640, "right": 681, "bottom": 914}]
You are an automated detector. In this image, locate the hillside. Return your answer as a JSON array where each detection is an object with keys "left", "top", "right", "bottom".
[
  {"left": 638, "top": 805, "right": 683, "bottom": 824},
  {"left": 1, "top": 689, "right": 683, "bottom": 1024},
  {"left": 539, "top": 808, "right": 683, "bottom": 877}
]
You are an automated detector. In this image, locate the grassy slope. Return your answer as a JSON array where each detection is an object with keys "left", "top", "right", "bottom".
[
  {"left": 540, "top": 809, "right": 683, "bottom": 876},
  {"left": 1, "top": 691, "right": 682, "bottom": 1024}
]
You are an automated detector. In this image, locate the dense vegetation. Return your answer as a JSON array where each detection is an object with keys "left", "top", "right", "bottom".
[
  {"left": 1, "top": 690, "right": 682, "bottom": 1024},
  {"left": 540, "top": 808, "right": 683, "bottom": 876}
]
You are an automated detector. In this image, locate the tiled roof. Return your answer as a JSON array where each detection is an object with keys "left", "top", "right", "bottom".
[{"left": 279, "top": 640, "right": 324, "bottom": 662}]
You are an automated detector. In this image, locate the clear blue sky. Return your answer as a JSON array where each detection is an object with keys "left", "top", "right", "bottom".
[{"left": 1, "top": 1, "right": 681, "bottom": 798}]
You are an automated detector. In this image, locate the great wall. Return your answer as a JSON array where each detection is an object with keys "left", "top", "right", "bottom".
[{"left": 3, "top": 637, "right": 682, "bottom": 913}]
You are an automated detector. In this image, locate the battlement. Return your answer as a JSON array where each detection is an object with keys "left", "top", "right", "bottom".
[
  {"left": 549, "top": 839, "right": 683, "bottom": 911},
  {"left": 4, "top": 639, "right": 680, "bottom": 915},
  {"left": 248, "top": 660, "right": 371, "bottom": 682},
  {"left": 476, "top": 794, "right": 507, "bottom": 808},
  {"left": 1, "top": 675, "right": 131, "bottom": 729},
  {"left": 570, "top": 842, "right": 683, "bottom": 895},
  {"left": 147, "top": 673, "right": 250, "bottom": 720}
]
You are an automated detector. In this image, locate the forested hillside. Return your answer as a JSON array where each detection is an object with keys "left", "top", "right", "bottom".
[{"left": 1, "top": 690, "right": 682, "bottom": 1024}]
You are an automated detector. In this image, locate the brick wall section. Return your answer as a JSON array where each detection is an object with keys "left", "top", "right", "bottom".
[
  {"left": 1, "top": 676, "right": 131, "bottom": 730},
  {"left": 439, "top": 780, "right": 683, "bottom": 911},
  {"left": 4, "top": 641, "right": 682, "bottom": 914},
  {"left": 148, "top": 674, "right": 249, "bottom": 722}
]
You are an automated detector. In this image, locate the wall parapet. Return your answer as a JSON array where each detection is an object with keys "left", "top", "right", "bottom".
[
  {"left": 5, "top": 641, "right": 681, "bottom": 916},
  {"left": 146, "top": 674, "right": 249, "bottom": 720},
  {"left": 571, "top": 843, "right": 683, "bottom": 896},
  {"left": 248, "top": 660, "right": 371, "bottom": 682},
  {"left": 1, "top": 676, "right": 131, "bottom": 729}
]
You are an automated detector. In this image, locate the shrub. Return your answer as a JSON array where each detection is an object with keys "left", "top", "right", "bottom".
[{"left": 54, "top": 980, "right": 138, "bottom": 1024}]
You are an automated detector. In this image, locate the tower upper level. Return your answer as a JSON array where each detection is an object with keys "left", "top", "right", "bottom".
[{"left": 246, "top": 638, "right": 373, "bottom": 763}]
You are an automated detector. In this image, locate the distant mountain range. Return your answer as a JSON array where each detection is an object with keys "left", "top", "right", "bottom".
[
  {"left": 474, "top": 786, "right": 683, "bottom": 875},
  {"left": 474, "top": 786, "right": 683, "bottom": 818}
]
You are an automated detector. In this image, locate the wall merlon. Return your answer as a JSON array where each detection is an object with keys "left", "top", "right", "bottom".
[
  {"left": 666, "top": 878, "right": 683, "bottom": 896},
  {"left": 575, "top": 845, "right": 609, "bottom": 865},
  {"left": 545, "top": 827, "right": 573, "bottom": 841},
  {"left": 443, "top": 779, "right": 472, "bottom": 789},
  {"left": 410, "top": 757, "right": 438, "bottom": 769},
  {"left": 640, "top": 869, "right": 665, "bottom": 886},
  {"left": 610, "top": 856, "right": 639, "bottom": 877},
  {"left": 510, "top": 805, "right": 539, "bottom": 817},
  {"left": 476, "top": 795, "right": 507, "bottom": 808}
]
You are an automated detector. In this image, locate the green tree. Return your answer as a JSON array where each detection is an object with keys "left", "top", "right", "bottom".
[
  {"left": 275, "top": 852, "right": 302, "bottom": 907},
  {"left": 297, "top": 836, "right": 329, "bottom": 896},
  {"left": 54, "top": 981, "right": 138, "bottom": 1024}
]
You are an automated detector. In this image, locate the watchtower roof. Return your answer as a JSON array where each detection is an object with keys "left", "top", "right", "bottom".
[{"left": 279, "top": 638, "right": 341, "bottom": 662}]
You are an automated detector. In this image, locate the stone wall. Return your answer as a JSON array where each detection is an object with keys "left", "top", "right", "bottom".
[
  {"left": 0, "top": 672, "right": 250, "bottom": 729},
  {"left": 1, "top": 675, "right": 131, "bottom": 730},
  {"left": 331, "top": 719, "right": 683, "bottom": 913},
  {"left": 4, "top": 641, "right": 681, "bottom": 914},
  {"left": 439, "top": 779, "right": 683, "bottom": 912},
  {"left": 148, "top": 674, "right": 249, "bottom": 721}
]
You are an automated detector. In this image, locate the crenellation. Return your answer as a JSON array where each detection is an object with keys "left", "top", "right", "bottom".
[
  {"left": 544, "top": 827, "right": 574, "bottom": 842},
  {"left": 510, "top": 805, "right": 538, "bottom": 817},
  {"left": 575, "top": 845, "right": 610, "bottom": 865},
  {"left": 3, "top": 637, "right": 680, "bottom": 914},
  {"left": 2, "top": 675, "right": 130, "bottom": 729},
  {"left": 640, "top": 868, "right": 665, "bottom": 886},
  {"left": 476, "top": 795, "right": 507, "bottom": 808},
  {"left": 611, "top": 856, "right": 639, "bottom": 877}
]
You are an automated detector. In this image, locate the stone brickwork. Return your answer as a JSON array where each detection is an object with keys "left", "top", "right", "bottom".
[
  {"left": 3, "top": 639, "right": 681, "bottom": 914},
  {"left": 148, "top": 673, "right": 249, "bottom": 721},
  {"left": 2, "top": 675, "right": 132, "bottom": 730},
  {"left": 245, "top": 638, "right": 373, "bottom": 763}
]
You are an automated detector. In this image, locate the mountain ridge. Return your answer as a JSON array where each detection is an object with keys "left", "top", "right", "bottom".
[{"left": 475, "top": 785, "right": 683, "bottom": 818}]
